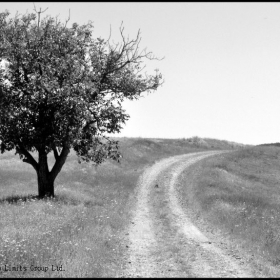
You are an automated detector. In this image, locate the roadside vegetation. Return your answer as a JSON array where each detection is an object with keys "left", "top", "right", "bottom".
[
  {"left": 177, "top": 144, "right": 280, "bottom": 277},
  {"left": 0, "top": 136, "right": 242, "bottom": 277}
]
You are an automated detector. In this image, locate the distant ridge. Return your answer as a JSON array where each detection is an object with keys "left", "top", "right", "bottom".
[
  {"left": 112, "top": 136, "right": 249, "bottom": 150},
  {"left": 257, "top": 142, "right": 280, "bottom": 147}
]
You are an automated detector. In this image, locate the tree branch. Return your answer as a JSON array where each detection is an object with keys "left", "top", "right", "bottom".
[
  {"left": 16, "top": 144, "right": 38, "bottom": 171},
  {"left": 21, "top": 65, "right": 29, "bottom": 83},
  {"left": 49, "top": 143, "right": 70, "bottom": 181},
  {"left": 52, "top": 144, "right": 59, "bottom": 160}
]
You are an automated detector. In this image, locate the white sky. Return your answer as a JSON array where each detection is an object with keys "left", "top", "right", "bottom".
[{"left": 2, "top": 2, "right": 280, "bottom": 145}]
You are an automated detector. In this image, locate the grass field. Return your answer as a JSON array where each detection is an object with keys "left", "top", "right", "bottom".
[
  {"left": 177, "top": 144, "right": 280, "bottom": 277},
  {"left": 0, "top": 136, "right": 243, "bottom": 277}
]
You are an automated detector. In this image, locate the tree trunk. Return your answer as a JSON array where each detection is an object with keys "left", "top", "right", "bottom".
[
  {"left": 35, "top": 144, "right": 69, "bottom": 198},
  {"left": 37, "top": 149, "right": 54, "bottom": 198},
  {"left": 37, "top": 172, "right": 54, "bottom": 198}
]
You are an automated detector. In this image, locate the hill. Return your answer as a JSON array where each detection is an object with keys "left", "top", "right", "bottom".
[{"left": 0, "top": 136, "right": 248, "bottom": 277}]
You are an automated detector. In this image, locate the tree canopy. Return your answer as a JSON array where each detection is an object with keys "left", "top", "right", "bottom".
[{"left": 0, "top": 9, "right": 163, "bottom": 197}]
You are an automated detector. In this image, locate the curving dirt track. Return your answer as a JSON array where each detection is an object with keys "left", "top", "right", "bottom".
[{"left": 119, "top": 151, "right": 254, "bottom": 278}]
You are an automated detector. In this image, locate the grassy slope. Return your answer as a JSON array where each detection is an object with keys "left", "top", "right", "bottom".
[
  {"left": 177, "top": 145, "right": 280, "bottom": 277},
  {"left": 0, "top": 137, "right": 244, "bottom": 277}
]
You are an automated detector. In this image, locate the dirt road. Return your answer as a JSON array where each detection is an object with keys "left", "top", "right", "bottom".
[{"left": 119, "top": 151, "right": 254, "bottom": 277}]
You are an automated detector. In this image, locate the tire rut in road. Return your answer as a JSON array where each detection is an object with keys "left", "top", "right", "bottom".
[
  {"left": 167, "top": 152, "right": 253, "bottom": 277},
  {"left": 120, "top": 154, "right": 191, "bottom": 277}
]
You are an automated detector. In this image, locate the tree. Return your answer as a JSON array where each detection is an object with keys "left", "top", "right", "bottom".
[{"left": 0, "top": 9, "right": 163, "bottom": 198}]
